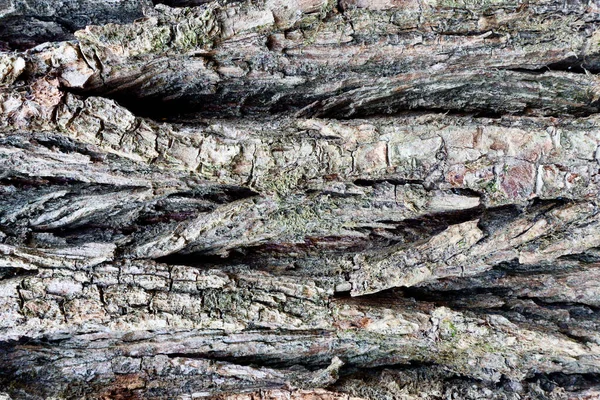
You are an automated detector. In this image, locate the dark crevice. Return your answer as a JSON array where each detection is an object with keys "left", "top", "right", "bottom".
[
  {"left": 449, "top": 187, "right": 484, "bottom": 198},
  {"left": 156, "top": 251, "right": 247, "bottom": 268},
  {"left": 526, "top": 373, "right": 600, "bottom": 392},
  {"left": 492, "top": 258, "right": 596, "bottom": 276},
  {"left": 502, "top": 56, "right": 597, "bottom": 75},
  {"left": 0, "top": 174, "right": 85, "bottom": 189},
  {"left": 398, "top": 285, "right": 510, "bottom": 305},
  {"left": 398, "top": 276, "right": 600, "bottom": 314},
  {"left": 152, "top": 0, "right": 242, "bottom": 5},
  {"left": 155, "top": 202, "right": 540, "bottom": 273},
  {"left": 331, "top": 361, "right": 506, "bottom": 394},
  {"left": 326, "top": 106, "right": 512, "bottom": 121},
  {"left": 559, "top": 329, "right": 597, "bottom": 345},
  {"left": 0, "top": 267, "right": 37, "bottom": 281},
  {"left": 333, "top": 366, "right": 600, "bottom": 397},
  {"left": 334, "top": 286, "right": 426, "bottom": 308},
  {"left": 171, "top": 185, "right": 259, "bottom": 205},
  {"left": 558, "top": 248, "right": 600, "bottom": 263},
  {"left": 4, "top": 134, "right": 108, "bottom": 163},
  {"left": 0, "top": 5, "right": 146, "bottom": 50},
  {"left": 81, "top": 91, "right": 203, "bottom": 123},
  {"left": 517, "top": 297, "right": 600, "bottom": 314},
  {"left": 504, "top": 67, "right": 550, "bottom": 76},
  {"left": 0, "top": 181, "right": 259, "bottom": 247},
  {"left": 319, "top": 103, "right": 600, "bottom": 121},
  {"left": 335, "top": 360, "right": 440, "bottom": 379},
  {"left": 0, "top": 335, "right": 72, "bottom": 353},
  {"left": 16, "top": 15, "right": 79, "bottom": 31},
  {"left": 76, "top": 78, "right": 600, "bottom": 123},
  {"left": 0, "top": 15, "right": 76, "bottom": 50},
  {"left": 163, "top": 351, "right": 331, "bottom": 371},
  {"left": 72, "top": 61, "right": 600, "bottom": 122},
  {"left": 389, "top": 276, "right": 600, "bottom": 345},
  {"left": 332, "top": 289, "right": 352, "bottom": 299},
  {"left": 353, "top": 178, "right": 425, "bottom": 187},
  {"left": 156, "top": 205, "right": 486, "bottom": 269},
  {"left": 346, "top": 260, "right": 600, "bottom": 310}
]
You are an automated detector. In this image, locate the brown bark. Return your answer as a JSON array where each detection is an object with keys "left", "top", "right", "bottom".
[{"left": 2, "top": 1, "right": 600, "bottom": 399}]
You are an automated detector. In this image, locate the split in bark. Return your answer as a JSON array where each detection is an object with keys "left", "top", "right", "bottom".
[{"left": 2, "top": 0, "right": 600, "bottom": 399}]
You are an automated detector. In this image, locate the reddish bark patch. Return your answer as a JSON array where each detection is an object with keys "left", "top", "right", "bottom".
[{"left": 99, "top": 374, "right": 145, "bottom": 400}]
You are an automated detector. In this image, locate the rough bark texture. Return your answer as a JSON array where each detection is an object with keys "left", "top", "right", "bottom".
[{"left": 2, "top": 0, "right": 600, "bottom": 399}]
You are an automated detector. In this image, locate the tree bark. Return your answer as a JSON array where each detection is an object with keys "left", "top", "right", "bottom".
[{"left": 2, "top": 0, "right": 600, "bottom": 399}]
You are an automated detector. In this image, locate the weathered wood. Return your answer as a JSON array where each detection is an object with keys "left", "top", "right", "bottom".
[{"left": 2, "top": 0, "right": 600, "bottom": 399}]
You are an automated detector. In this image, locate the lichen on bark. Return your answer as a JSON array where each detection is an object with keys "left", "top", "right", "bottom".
[{"left": 2, "top": 0, "right": 600, "bottom": 399}]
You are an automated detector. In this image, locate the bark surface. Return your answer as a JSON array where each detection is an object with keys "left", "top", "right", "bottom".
[{"left": 2, "top": 0, "right": 600, "bottom": 399}]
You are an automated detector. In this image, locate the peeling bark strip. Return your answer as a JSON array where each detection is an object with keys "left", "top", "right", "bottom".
[{"left": 2, "top": 1, "right": 600, "bottom": 399}]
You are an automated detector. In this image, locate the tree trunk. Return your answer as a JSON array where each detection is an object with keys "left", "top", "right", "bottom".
[{"left": 2, "top": 0, "right": 600, "bottom": 399}]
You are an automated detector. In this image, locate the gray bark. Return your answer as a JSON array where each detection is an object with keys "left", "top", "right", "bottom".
[{"left": 2, "top": 0, "right": 600, "bottom": 399}]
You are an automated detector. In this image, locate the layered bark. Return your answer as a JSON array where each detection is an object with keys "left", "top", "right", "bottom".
[{"left": 2, "top": 0, "right": 600, "bottom": 399}]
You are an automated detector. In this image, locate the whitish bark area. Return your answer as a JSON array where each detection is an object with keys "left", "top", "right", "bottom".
[{"left": 2, "top": 0, "right": 600, "bottom": 399}]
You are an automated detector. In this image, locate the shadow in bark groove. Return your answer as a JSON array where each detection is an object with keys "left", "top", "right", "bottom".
[
  {"left": 72, "top": 64, "right": 600, "bottom": 122},
  {"left": 152, "top": 0, "right": 242, "bottom": 5},
  {"left": 0, "top": 1, "right": 147, "bottom": 50},
  {"left": 526, "top": 373, "right": 600, "bottom": 393}
]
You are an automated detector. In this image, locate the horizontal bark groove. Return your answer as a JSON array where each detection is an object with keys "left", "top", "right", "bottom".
[{"left": 2, "top": 0, "right": 600, "bottom": 399}]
